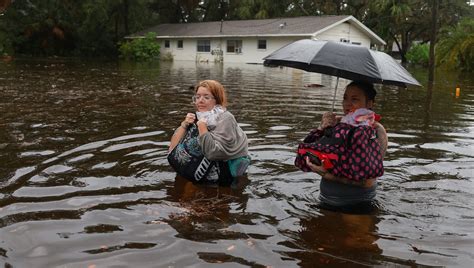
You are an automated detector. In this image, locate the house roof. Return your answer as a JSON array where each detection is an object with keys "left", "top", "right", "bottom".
[{"left": 128, "top": 15, "right": 386, "bottom": 46}]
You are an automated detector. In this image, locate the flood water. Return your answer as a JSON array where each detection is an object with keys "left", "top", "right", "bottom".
[{"left": 1, "top": 59, "right": 473, "bottom": 267}]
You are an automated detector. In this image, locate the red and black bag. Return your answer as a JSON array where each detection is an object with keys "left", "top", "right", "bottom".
[{"left": 295, "top": 123, "right": 384, "bottom": 181}]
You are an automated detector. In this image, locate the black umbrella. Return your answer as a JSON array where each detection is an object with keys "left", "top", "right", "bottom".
[{"left": 263, "top": 39, "right": 421, "bottom": 109}]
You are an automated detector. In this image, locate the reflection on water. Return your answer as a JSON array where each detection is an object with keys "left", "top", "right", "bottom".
[
  {"left": 0, "top": 59, "right": 473, "bottom": 267},
  {"left": 284, "top": 211, "right": 382, "bottom": 267}
]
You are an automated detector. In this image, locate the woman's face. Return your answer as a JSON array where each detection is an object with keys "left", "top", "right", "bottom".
[
  {"left": 194, "top": 86, "right": 216, "bottom": 112},
  {"left": 342, "top": 85, "right": 373, "bottom": 114}
]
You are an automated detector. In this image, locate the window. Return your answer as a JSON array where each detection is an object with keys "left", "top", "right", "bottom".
[
  {"left": 227, "top": 40, "right": 242, "bottom": 53},
  {"left": 164, "top": 40, "right": 170, "bottom": 48},
  {"left": 177, "top": 40, "right": 183, "bottom": 49},
  {"left": 257, "top": 40, "right": 267, "bottom": 50},
  {"left": 197, "top": 40, "right": 211, "bottom": 52}
]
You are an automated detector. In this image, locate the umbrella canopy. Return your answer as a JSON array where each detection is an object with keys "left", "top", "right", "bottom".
[{"left": 263, "top": 39, "right": 421, "bottom": 87}]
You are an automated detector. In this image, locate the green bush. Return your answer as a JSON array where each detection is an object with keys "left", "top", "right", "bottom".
[
  {"left": 119, "top": 32, "right": 160, "bottom": 61},
  {"left": 161, "top": 51, "right": 174, "bottom": 61},
  {"left": 406, "top": 43, "right": 429, "bottom": 66},
  {"left": 0, "top": 31, "right": 14, "bottom": 56}
]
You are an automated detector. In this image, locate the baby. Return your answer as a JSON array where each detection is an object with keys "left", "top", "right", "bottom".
[
  {"left": 195, "top": 105, "right": 225, "bottom": 128},
  {"left": 340, "top": 108, "right": 377, "bottom": 127}
]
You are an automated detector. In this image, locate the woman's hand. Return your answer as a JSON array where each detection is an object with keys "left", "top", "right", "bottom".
[
  {"left": 181, "top": 113, "right": 196, "bottom": 128},
  {"left": 319, "top": 112, "right": 337, "bottom": 129},
  {"left": 305, "top": 156, "right": 329, "bottom": 177},
  {"left": 196, "top": 117, "right": 208, "bottom": 136},
  {"left": 197, "top": 117, "right": 207, "bottom": 127}
]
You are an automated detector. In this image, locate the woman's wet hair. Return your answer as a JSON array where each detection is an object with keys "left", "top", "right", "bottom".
[
  {"left": 347, "top": 81, "right": 377, "bottom": 101},
  {"left": 195, "top": 80, "right": 228, "bottom": 107}
]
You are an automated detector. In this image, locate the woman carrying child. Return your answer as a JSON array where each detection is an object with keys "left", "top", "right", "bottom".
[{"left": 297, "top": 81, "right": 388, "bottom": 208}]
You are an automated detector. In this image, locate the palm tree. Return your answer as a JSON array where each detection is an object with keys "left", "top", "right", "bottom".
[{"left": 436, "top": 18, "right": 474, "bottom": 72}]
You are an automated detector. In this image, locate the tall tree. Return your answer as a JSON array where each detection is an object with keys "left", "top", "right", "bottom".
[
  {"left": 229, "top": 0, "right": 291, "bottom": 19},
  {"left": 149, "top": 0, "right": 201, "bottom": 22},
  {"left": 0, "top": 0, "right": 12, "bottom": 14},
  {"left": 436, "top": 18, "right": 474, "bottom": 72},
  {"left": 1, "top": 0, "right": 159, "bottom": 57},
  {"left": 367, "top": 0, "right": 424, "bottom": 63},
  {"left": 2, "top": 0, "right": 80, "bottom": 56},
  {"left": 366, "top": 0, "right": 471, "bottom": 63},
  {"left": 428, "top": 0, "right": 439, "bottom": 82},
  {"left": 344, "top": 0, "right": 371, "bottom": 20}
]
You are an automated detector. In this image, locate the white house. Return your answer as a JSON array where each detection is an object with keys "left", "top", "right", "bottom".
[{"left": 127, "top": 15, "right": 386, "bottom": 64}]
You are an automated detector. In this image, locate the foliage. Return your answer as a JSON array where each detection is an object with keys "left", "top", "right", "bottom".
[
  {"left": 77, "top": 1, "right": 115, "bottom": 56},
  {"left": 364, "top": 0, "right": 472, "bottom": 63},
  {"left": 436, "top": 18, "right": 474, "bottom": 72},
  {"left": 406, "top": 43, "right": 429, "bottom": 66},
  {"left": 0, "top": 0, "right": 159, "bottom": 57},
  {"left": 161, "top": 52, "right": 174, "bottom": 61},
  {"left": 0, "top": 0, "right": 472, "bottom": 60},
  {"left": 0, "top": 31, "right": 14, "bottom": 56},
  {"left": 0, "top": 0, "right": 74, "bottom": 56},
  {"left": 230, "top": 0, "right": 290, "bottom": 19},
  {"left": 147, "top": 0, "right": 292, "bottom": 22},
  {"left": 119, "top": 32, "right": 160, "bottom": 61}
]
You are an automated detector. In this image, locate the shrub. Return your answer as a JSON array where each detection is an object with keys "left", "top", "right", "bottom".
[
  {"left": 119, "top": 32, "right": 160, "bottom": 61},
  {"left": 406, "top": 43, "right": 429, "bottom": 66},
  {"left": 0, "top": 31, "right": 14, "bottom": 56},
  {"left": 161, "top": 51, "right": 174, "bottom": 61}
]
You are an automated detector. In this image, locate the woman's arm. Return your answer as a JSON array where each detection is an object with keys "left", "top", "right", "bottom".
[
  {"left": 304, "top": 112, "right": 339, "bottom": 143},
  {"left": 304, "top": 157, "right": 373, "bottom": 187},
  {"left": 374, "top": 122, "right": 388, "bottom": 157},
  {"left": 169, "top": 113, "right": 196, "bottom": 152},
  {"left": 169, "top": 123, "right": 187, "bottom": 153}
]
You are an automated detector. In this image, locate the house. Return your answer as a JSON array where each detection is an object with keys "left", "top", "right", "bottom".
[{"left": 127, "top": 15, "right": 386, "bottom": 64}]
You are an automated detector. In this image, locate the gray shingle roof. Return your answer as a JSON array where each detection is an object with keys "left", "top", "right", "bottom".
[{"left": 130, "top": 15, "right": 350, "bottom": 38}]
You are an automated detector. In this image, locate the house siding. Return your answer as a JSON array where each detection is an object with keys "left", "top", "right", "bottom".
[
  {"left": 225, "top": 37, "right": 305, "bottom": 63},
  {"left": 160, "top": 36, "right": 309, "bottom": 63},
  {"left": 314, "top": 22, "right": 371, "bottom": 47},
  {"left": 157, "top": 21, "right": 374, "bottom": 63}
]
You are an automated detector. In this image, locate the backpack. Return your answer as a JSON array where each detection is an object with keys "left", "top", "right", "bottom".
[{"left": 167, "top": 123, "right": 234, "bottom": 186}]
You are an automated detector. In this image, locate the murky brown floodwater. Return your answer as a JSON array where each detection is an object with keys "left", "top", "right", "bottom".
[{"left": 0, "top": 59, "right": 473, "bottom": 267}]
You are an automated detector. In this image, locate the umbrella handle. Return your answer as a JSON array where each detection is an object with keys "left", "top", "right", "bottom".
[{"left": 331, "top": 77, "right": 339, "bottom": 112}]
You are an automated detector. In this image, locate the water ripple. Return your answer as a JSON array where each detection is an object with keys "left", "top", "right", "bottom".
[{"left": 0, "top": 60, "right": 473, "bottom": 267}]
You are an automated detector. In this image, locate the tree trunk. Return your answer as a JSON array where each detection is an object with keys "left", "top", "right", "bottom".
[
  {"left": 400, "top": 31, "right": 409, "bottom": 64},
  {"left": 428, "top": 0, "right": 439, "bottom": 83},
  {"left": 123, "top": 0, "right": 129, "bottom": 35},
  {"left": 389, "top": 30, "right": 403, "bottom": 58},
  {"left": 296, "top": 1, "right": 310, "bottom": 16},
  {"left": 115, "top": 16, "right": 119, "bottom": 43}
]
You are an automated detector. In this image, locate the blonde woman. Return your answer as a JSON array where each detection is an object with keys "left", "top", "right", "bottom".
[{"left": 168, "top": 80, "right": 249, "bottom": 186}]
